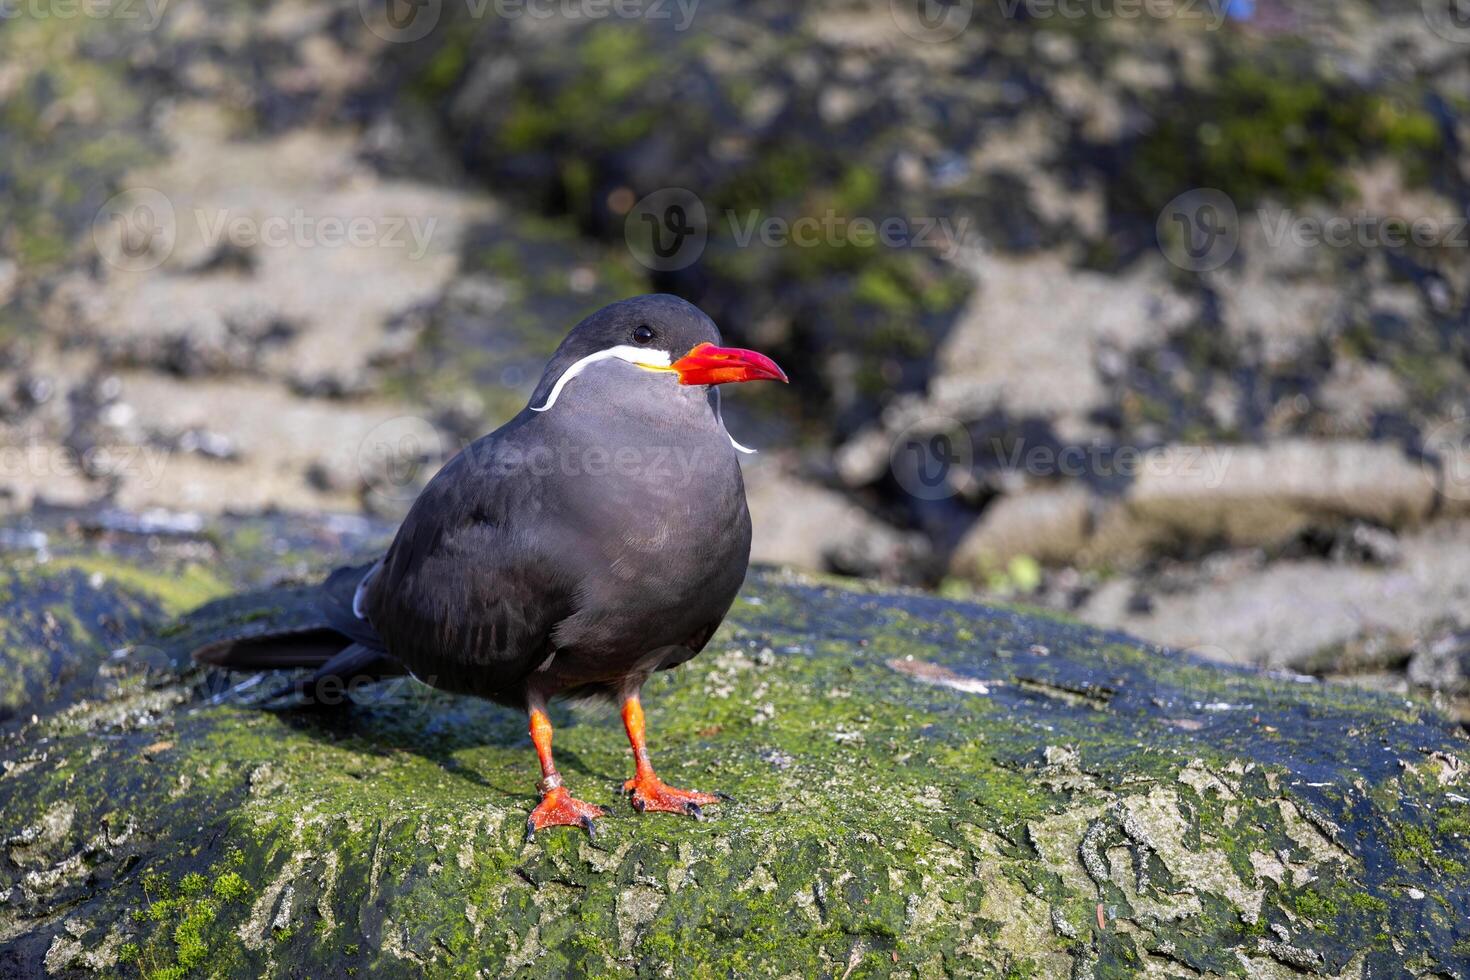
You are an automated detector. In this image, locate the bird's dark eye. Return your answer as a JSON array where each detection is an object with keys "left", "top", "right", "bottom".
[{"left": 633, "top": 325, "right": 655, "bottom": 345}]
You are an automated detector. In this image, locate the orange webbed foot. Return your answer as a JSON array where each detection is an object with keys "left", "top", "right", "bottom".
[
  {"left": 526, "top": 786, "right": 604, "bottom": 840},
  {"left": 623, "top": 774, "right": 725, "bottom": 820}
]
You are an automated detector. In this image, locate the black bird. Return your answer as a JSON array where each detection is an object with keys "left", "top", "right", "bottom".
[{"left": 185, "top": 295, "right": 787, "bottom": 836}]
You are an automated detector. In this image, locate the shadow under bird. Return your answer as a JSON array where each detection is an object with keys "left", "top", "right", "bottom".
[{"left": 180, "top": 295, "right": 787, "bottom": 837}]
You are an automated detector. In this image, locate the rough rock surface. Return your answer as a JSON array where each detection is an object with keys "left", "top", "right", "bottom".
[
  {"left": 1078, "top": 520, "right": 1470, "bottom": 673},
  {"left": 2, "top": 512, "right": 1469, "bottom": 977},
  {"left": 743, "top": 459, "right": 930, "bottom": 581},
  {"left": 954, "top": 441, "right": 1441, "bottom": 575}
]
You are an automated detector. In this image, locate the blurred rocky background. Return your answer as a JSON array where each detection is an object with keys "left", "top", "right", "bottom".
[{"left": 2, "top": 0, "right": 1470, "bottom": 719}]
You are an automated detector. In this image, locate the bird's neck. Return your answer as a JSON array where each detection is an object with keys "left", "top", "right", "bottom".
[{"left": 537, "top": 368, "right": 723, "bottom": 437}]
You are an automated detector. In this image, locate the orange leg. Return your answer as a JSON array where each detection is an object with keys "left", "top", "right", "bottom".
[
  {"left": 620, "top": 696, "right": 723, "bottom": 819},
  {"left": 525, "top": 707, "right": 603, "bottom": 840}
]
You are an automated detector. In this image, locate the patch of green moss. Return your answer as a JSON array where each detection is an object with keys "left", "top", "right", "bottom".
[
  {"left": 1292, "top": 887, "right": 1339, "bottom": 921},
  {"left": 213, "top": 871, "right": 251, "bottom": 903},
  {"left": 498, "top": 28, "right": 660, "bottom": 155},
  {"left": 0, "top": 13, "right": 157, "bottom": 272},
  {"left": 1129, "top": 55, "right": 1442, "bottom": 212},
  {"left": 46, "top": 555, "right": 229, "bottom": 616},
  {"left": 412, "top": 27, "right": 471, "bottom": 102},
  {"left": 1347, "top": 892, "right": 1389, "bottom": 914},
  {"left": 1438, "top": 809, "right": 1470, "bottom": 838},
  {"left": 126, "top": 854, "right": 255, "bottom": 978},
  {"left": 1391, "top": 824, "right": 1436, "bottom": 866},
  {"left": 853, "top": 264, "right": 916, "bottom": 314}
]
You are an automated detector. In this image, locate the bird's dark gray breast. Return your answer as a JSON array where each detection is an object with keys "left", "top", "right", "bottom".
[
  {"left": 532, "top": 376, "right": 751, "bottom": 692},
  {"left": 367, "top": 364, "right": 751, "bottom": 705}
]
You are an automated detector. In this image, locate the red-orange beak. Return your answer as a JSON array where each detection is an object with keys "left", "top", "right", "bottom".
[{"left": 670, "top": 343, "right": 788, "bottom": 386}]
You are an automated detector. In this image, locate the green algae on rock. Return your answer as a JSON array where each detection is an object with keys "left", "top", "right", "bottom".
[
  {"left": 0, "top": 564, "right": 170, "bottom": 726},
  {"left": 2, "top": 526, "right": 1469, "bottom": 976}
]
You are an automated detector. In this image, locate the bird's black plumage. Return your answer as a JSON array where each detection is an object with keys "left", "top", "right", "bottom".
[
  {"left": 361, "top": 294, "right": 750, "bottom": 706},
  {"left": 185, "top": 295, "right": 782, "bottom": 833}
]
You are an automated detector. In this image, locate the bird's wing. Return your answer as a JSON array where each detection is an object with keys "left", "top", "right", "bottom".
[{"left": 363, "top": 426, "right": 579, "bottom": 700}]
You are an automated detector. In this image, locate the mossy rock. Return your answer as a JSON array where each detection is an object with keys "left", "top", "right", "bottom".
[
  {"left": 0, "top": 11, "right": 159, "bottom": 279},
  {"left": 0, "top": 565, "right": 161, "bottom": 726},
  {"left": 3, "top": 515, "right": 1469, "bottom": 976},
  {"left": 1123, "top": 56, "right": 1445, "bottom": 219}
]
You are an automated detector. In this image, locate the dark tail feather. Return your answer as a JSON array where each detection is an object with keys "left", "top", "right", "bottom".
[
  {"left": 256, "top": 642, "right": 404, "bottom": 708},
  {"left": 163, "top": 562, "right": 405, "bottom": 703},
  {"left": 193, "top": 632, "right": 346, "bottom": 670}
]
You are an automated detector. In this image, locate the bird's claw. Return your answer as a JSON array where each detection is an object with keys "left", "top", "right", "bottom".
[
  {"left": 623, "top": 774, "right": 722, "bottom": 819},
  {"left": 526, "top": 786, "right": 603, "bottom": 840}
]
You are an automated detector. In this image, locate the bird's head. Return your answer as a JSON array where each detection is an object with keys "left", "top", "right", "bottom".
[{"left": 530, "top": 295, "right": 786, "bottom": 415}]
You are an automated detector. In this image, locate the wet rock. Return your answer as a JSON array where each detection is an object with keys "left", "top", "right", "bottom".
[
  {"left": 85, "top": 508, "right": 207, "bottom": 538},
  {"left": 1121, "top": 440, "right": 1432, "bottom": 547},
  {"left": 920, "top": 252, "right": 1197, "bottom": 433},
  {"left": 0, "top": 511, "right": 1467, "bottom": 975},
  {"left": 0, "top": 565, "right": 169, "bottom": 724},
  {"left": 1316, "top": 521, "right": 1402, "bottom": 566},
  {"left": 1078, "top": 519, "right": 1470, "bottom": 673},
  {"left": 949, "top": 440, "right": 1437, "bottom": 583},
  {"left": 1408, "top": 630, "right": 1470, "bottom": 699},
  {"left": 744, "top": 463, "right": 927, "bottom": 581},
  {"left": 172, "top": 428, "right": 239, "bottom": 462},
  {"left": 950, "top": 484, "right": 1093, "bottom": 574}
]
